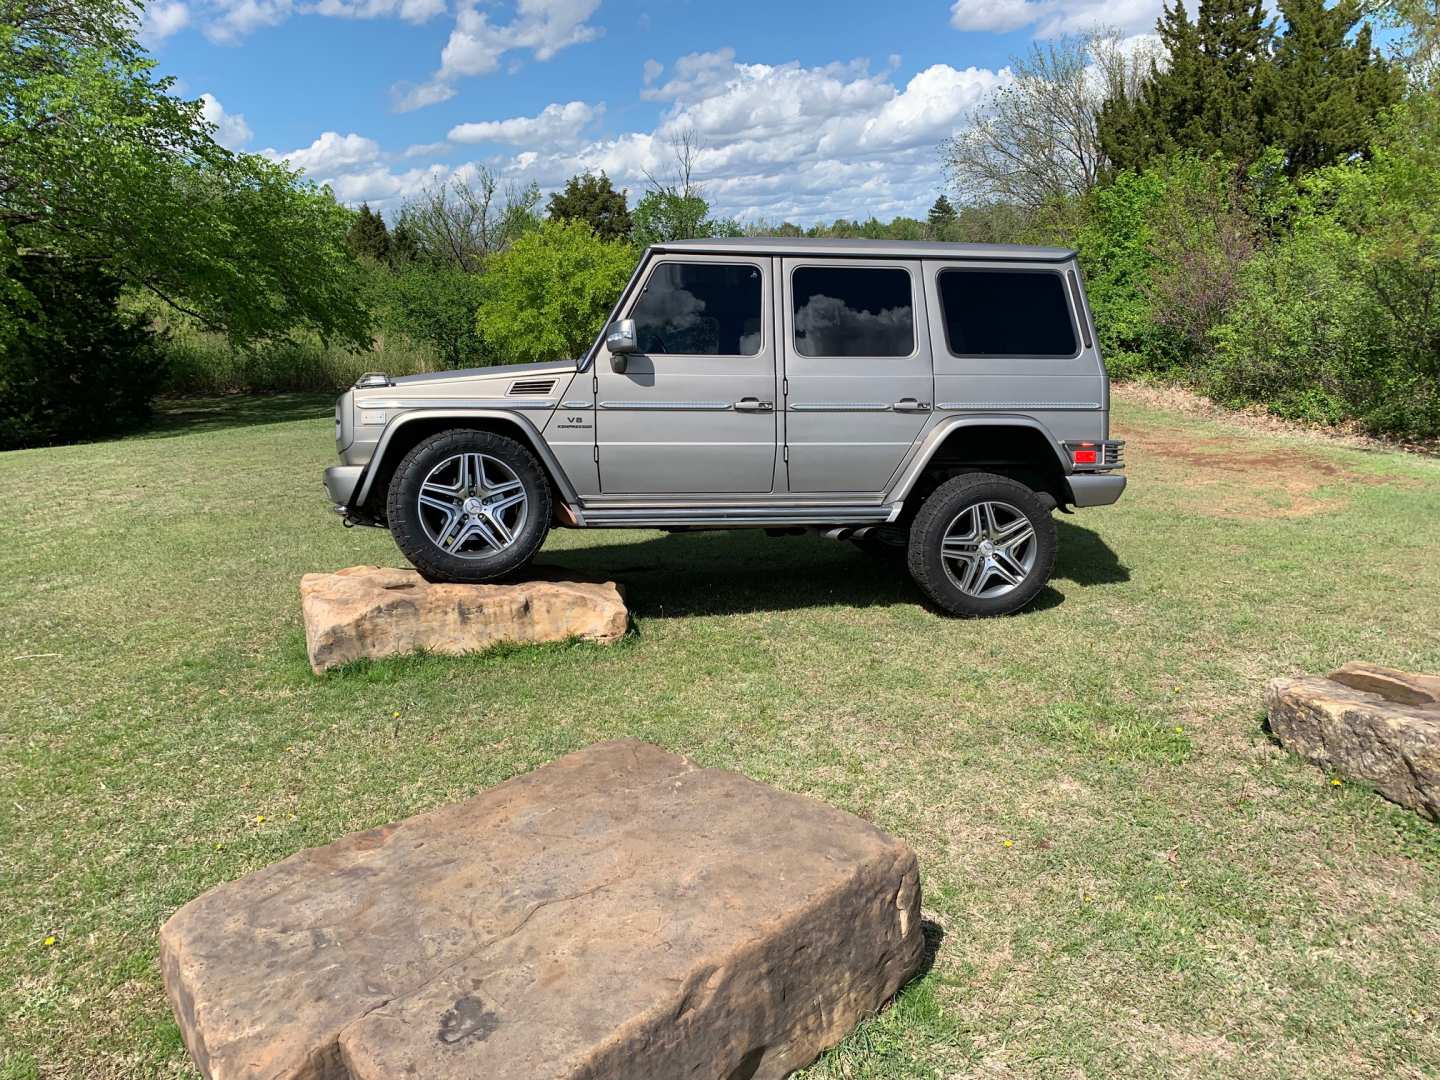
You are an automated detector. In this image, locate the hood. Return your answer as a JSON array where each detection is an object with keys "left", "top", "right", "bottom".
[{"left": 389, "top": 359, "right": 578, "bottom": 387}]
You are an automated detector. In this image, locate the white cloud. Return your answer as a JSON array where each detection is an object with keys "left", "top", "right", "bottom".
[
  {"left": 642, "top": 58, "right": 663, "bottom": 86},
  {"left": 328, "top": 51, "right": 1011, "bottom": 223},
  {"left": 305, "top": 0, "right": 445, "bottom": 21},
  {"left": 262, "top": 131, "right": 383, "bottom": 174},
  {"left": 448, "top": 101, "right": 599, "bottom": 145},
  {"left": 141, "top": 0, "right": 191, "bottom": 43},
  {"left": 950, "top": 0, "right": 1164, "bottom": 36},
  {"left": 199, "top": 93, "right": 253, "bottom": 149},
  {"left": 394, "top": 0, "right": 604, "bottom": 112}
]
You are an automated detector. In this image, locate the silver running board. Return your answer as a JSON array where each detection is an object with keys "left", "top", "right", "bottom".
[{"left": 580, "top": 505, "right": 899, "bottom": 528}]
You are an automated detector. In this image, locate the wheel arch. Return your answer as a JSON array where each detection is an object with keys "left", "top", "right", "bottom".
[
  {"left": 886, "top": 416, "right": 1071, "bottom": 511},
  {"left": 352, "top": 409, "right": 579, "bottom": 520}
]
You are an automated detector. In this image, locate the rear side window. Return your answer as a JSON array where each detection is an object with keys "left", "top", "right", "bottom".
[
  {"left": 631, "top": 262, "right": 763, "bottom": 355},
  {"left": 938, "top": 269, "right": 1079, "bottom": 358},
  {"left": 791, "top": 266, "right": 914, "bottom": 357}
]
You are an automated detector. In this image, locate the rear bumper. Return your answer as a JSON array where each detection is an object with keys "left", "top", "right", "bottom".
[
  {"left": 324, "top": 465, "right": 364, "bottom": 509},
  {"left": 1067, "top": 473, "right": 1127, "bottom": 507}
]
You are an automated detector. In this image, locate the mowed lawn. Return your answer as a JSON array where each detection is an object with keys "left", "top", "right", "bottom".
[{"left": 3, "top": 389, "right": 1439, "bottom": 1079}]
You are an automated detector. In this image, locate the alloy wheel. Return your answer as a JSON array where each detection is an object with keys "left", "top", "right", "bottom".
[
  {"left": 940, "top": 500, "right": 1037, "bottom": 598},
  {"left": 416, "top": 452, "right": 529, "bottom": 558}
]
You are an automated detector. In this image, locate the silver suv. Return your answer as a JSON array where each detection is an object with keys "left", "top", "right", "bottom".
[{"left": 325, "top": 238, "right": 1125, "bottom": 616}]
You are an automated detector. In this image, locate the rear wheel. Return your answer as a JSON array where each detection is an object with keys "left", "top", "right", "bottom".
[
  {"left": 906, "top": 472, "right": 1056, "bottom": 617},
  {"left": 386, "top": 429, "right": 551, "bottom": 583}
]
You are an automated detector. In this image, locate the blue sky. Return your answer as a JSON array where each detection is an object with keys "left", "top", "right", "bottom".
[{"left": 143, "top": 0, "right": 1173, "bottom": 223}]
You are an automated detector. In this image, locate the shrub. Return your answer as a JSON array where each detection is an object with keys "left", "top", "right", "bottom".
[
  {"left": 0, "top": 255, "right": 164, "bottom": 449},
  {"left": 372, "top": 263, "right": 490, "bottom": 369},
  {"left": 476, "top": 220, "right": 635, "bottom": 364}
]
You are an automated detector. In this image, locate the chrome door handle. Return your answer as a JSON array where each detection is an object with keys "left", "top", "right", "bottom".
[
  {"left": 892, "top": 398, "right": 931, "bottom": 412},
  {"left": 734, "top": 398, "right": 774, "bottom": 412}
]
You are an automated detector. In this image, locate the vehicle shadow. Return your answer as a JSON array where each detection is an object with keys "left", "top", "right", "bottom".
[{"left": 530, "top": 518, "right": 1129, "bottom": 619}]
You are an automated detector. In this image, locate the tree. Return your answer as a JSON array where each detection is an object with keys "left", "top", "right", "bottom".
[
  {"left": 1265, "top": 0, "right": 1402, "bottom": 175},
  {"left": 347, "top": 203, "right": 392, "bottom": 262},
  {"left": 475, "top": 219, "right": 635, "bottom": 364},
  {"left": 631, "top": 128, "right": 728, "bottom": 246},
  {"left": 928, "top": 195, "right": 958, "bottom": 237},
  {"left": 373, "top": 263, "right": 488, "bottom": 368},
  {"left": 0, "top": 0, "right": 371, "bottom": 350},
  {"left": 547, "top": 172, "right": 633, "bottom": 242},
  {"left": 944, "top": 31, "right": 1158, "bottom": 225},
  {"left": 1099, "top": 0, "right": 1276, "bottom": 173},
  {"left": 396, "top": 170, "right": 540, "bottom": 271}
]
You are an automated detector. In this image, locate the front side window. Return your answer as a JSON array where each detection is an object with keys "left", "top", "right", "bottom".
[
  {"left": 791, "top": 266, "right": 914, "bottom": 357},
  {"left": 630, "top": 262, "right": 763, "bottom": 355},
  {"left": 938, "top": 269, "right": 1079, "bottom": 358}
]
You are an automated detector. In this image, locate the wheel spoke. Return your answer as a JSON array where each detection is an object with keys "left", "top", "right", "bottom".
[
  {"left": 434, "top": 509, "right": 466, "bottom": 548},
  {"left": 989, "top": 555, "right": 1023, "bottom": 587},
  {"left": 992, "top": 515, "right": 1033, "bottom": 544},
  {"left": 484, "top": 510, "right": 514, "bottom": 545}
]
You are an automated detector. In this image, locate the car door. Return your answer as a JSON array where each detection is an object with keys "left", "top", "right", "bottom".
[
  {"left": 779, "top": 258, "right": 933, "bottom": 492},
  {"left": 595, "top": 257, "right": 778, "bottom": 494}
]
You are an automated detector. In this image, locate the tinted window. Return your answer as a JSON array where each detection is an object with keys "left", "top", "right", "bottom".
[
  {"left": 938, "top": 269, "right": 1078, "bottom": 357},
  {"left": 631, "top": 262, "right": 762, "bottom": 355},
  {"left": 791, "top": 267, "right": 914, "bottom": 357}
]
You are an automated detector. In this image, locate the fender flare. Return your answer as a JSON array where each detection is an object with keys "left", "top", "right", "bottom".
[
  {"left": 351, "top": 408, "right": 580, "bottom": 509},
  {"left": 883, "top": 413, "right": 1071, "bottom": 504}
]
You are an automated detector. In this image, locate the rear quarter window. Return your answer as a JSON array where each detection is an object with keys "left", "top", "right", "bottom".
[{"left": 937, "top": 268, "right": 1079, "bottom": 358}]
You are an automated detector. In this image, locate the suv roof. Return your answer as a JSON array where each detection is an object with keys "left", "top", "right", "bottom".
[{"left": 650, "top": 237, "right": 1077, "bottom": 262}]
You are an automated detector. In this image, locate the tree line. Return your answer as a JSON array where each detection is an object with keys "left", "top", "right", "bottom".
[{"left": 3, "top": 0, "right": 1437, "bottom": 449}]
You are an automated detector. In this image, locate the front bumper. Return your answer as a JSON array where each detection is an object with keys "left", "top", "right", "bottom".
[
  {"left": 324, "top": 465, "right": 364, "bottom": 510},
  {"left": 1067, "top": 473, "right": 1127, "bottom": 507}
]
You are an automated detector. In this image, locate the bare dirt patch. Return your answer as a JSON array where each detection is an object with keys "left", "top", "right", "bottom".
[{"left": 1117, "top": 416, "right": 1364, "bottom": 519}]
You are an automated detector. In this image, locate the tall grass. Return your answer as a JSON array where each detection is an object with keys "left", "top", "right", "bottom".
[{"left": 159, "top": 325, "right": 442, "bottom": 395}]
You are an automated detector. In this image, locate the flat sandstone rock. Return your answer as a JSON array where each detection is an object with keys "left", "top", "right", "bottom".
[
  {"left": 299, "top": 565, "right": 627, "bottom": 673},
  {"left": 160, "top": 740, "right": 925, "bottom": 1080},
  {"left": 1266, "top": 674, "right": 1440, "bottom": 820}
]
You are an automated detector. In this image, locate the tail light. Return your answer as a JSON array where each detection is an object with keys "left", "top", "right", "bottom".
[{"left": 1065, "top": 440, "right": 1124, "bottom": 470}]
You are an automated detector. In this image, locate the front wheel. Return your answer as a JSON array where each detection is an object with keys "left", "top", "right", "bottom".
[
  {"left": 906, "top": 473, "right": 1057, "bottom": 617},
  {"left": 386, "top": 429, "right": 552, "bottom": 583}
]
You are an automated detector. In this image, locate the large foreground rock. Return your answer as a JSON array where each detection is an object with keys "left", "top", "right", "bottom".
[
  {"left": 160, "top": 740, "right": 925, "bottom": 1080},
  {"left": 300, "top": 565, "right": 627, "bottom": 673},
  {"left": 1266, "top": 671, "right": 1440, "bottom": 821}
]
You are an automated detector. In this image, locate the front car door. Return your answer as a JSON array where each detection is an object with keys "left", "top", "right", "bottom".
[
  {"left": 779, "top": 258, "right": 934, "bottom": 493},
  {"left": 595, "top": 257, "right": 777, "bottom": 494}
]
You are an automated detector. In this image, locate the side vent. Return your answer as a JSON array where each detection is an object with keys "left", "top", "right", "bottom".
[{"left": 508, "top": 378, "right": 557, "bottom": 396}]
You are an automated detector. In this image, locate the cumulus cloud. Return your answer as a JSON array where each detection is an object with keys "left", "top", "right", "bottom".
[
  {"left": 393, "top": 0, "right": 603, "bottom": 112},
  {"left": 262, "top": 131, "right": 383, "bottom": 174},
  {"left": 325, "top": 51, "right": 1011, "bottom": 223},
  {"left": 305, "top": 0, "right": 445, "bottom": 21},
  {"left": 950, "top": 0, "right": 1164, "bottom": 36},
  {"left": 141, "top": 0, "right": 191, "bottom": 43},
  {"left": 448, "top": 101, "right": 599, "bottom": 145},
  {"left": 199, "top": 93, "right": 253, "bottom": 149}
]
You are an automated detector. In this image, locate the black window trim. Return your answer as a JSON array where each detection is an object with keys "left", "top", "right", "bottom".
[
  {"left": 787, "top": 262, "right": 919, "bottom": 360},
  {"left": 935, "top": 265, "right": 1083, "bottom": 361},
  {"left": 625, "top": 256, "right": 767, "bottom": 358}
]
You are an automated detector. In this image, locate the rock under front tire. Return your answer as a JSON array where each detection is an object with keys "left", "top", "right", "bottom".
[
  {"left": 386, "top": 429, "right": 552, "bottom": 584},
  {"left": 906, "top": 472, "right": 1057, "bottom": 617}
]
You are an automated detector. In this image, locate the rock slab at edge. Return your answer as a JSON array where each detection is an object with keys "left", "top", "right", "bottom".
[
  {"left": 159, "top": 739, "right": 926, "bottom": 1080},
  {"left": 1266, "top": 674, "right": 1440, "bottom": 820},
  {"left": 299, "top": 565, "right": 627, "bottom": 673}
]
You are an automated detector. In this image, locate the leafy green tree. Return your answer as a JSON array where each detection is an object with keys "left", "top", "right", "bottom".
[
  {"left": 475, "top": 219, "right": 635, "bottom": 363},
  {"left": 0, "top": 0, "right": 371, "bottom": 351},
  {"left": 1100, "top": 0, "right": 1276, "bottom": 172},
  {"left": 1265, "top": 0, "right": 1402, "bottom": 175},
  {"left": 346, "top": 203, "right": 392, "bottom": 262},
  {"left": 631, "top": 189, "right": 714, "bottom": 247},
  {"left": 372, "top": 263, "right": 489, "bottom": 368},
  {"left": 0, "top": 254, "right": 163, "bottom": 449},
  {"left": 547, "top": 172, "right": 633, "bottom": 242}
]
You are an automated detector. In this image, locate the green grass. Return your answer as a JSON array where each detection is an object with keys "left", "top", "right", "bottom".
[{"left": 3, "top": 390, "right": 1439, "bottom": 1078}]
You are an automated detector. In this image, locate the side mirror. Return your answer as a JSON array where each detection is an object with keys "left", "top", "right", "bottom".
[{"left": 606, "top": 318, "right": 638, "bottom": 373}]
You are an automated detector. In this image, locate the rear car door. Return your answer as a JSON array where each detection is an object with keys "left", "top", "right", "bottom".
[
  {"left": 779, "top": 258, "right": 933, "bottom": 493},
  {"left": 595, "top": 257, "right": 778, "bottom": 494}
]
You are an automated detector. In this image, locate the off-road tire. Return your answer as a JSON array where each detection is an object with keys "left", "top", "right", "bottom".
[
  {"left": 907, "top": 472, "right": 1056, "bottom": 617},
  {"left": 387, "top": 429, "right": 551, "bottom": 583}
]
